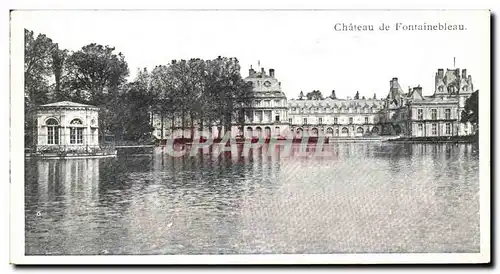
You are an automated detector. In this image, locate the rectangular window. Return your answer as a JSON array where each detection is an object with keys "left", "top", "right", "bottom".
[
  {"left": 364, "top": 117, "right": 369, "bottom": 124},
  {"left": 318, "top": 118, "right": 323, "bottom": 125},
  {"left": 77, "top": 128, "right": 83, "bottom": 144},
  {"left": 274, "top": 100, "right": 280, "bottom": 107},
  {"left": 289, "top": 118, "right": 292, "bottom": 124},
  {"left": 417, "top": 109, "right": 423, "bottom": 120},
  {"left": 303, "top": 118, "right": 307, "bottom": 124},
  {"left": 349, "top": 117, "right": 353, "bottom": 124},
  {"left": 333, "top": 117, "right": 338, "bottom": 124},
  {"left": 446, "top": 123, "right": 451, "bottom": 134},
  {"left": 70, "top": 128, "right": 76, "bottom": 144},
  {"left": 445, "top": 109, "right": 451, "bottom": 120},
  {"left": 418, "top": 123, "right": 423, "bottom": 134},
  {"left": 91, "top": 129, "right": 96, "bottom": 143},
  {"left": 275, "top": 115, "right": 280, "bottom": 121},
  {"left": 431, "top": 109, "right": 437, "bottom": 120},
  {"left": 432, "top": 123, "right": 437, "bottom": 136},
  {"left": 47, "top": 127, "right": 59, "bottom": 145},
  {"left": 70, "top": 128, "right": 84, "bottom": 144}
]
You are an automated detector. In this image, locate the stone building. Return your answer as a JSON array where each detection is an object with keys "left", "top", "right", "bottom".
[
  {"left": 287, "top": 98, "right": 385, "bottom": 138},
  {"left": 150, "top": 66, "right": 476, "bottom": 141},
  {"left": 240, "top": 67, "right": 290, "bottom": 138},
  {"left": 151, "top": 66, "right": 290, "bottom": 140},
  {"left": 387, "top": 68, "right": 475, "bottom": 137},
  {"left": 32, "top": 101, "right": 101, "bottom": 153}
]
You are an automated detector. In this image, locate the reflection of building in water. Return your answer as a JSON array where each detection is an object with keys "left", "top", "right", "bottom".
[
  {"left": 151, "top": 66, "right": 477, "bottom": 140},
  {"left": 36, "top": 159, "right": 100, "bottom": 205}
]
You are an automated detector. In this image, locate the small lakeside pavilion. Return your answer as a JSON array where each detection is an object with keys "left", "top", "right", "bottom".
[{"left": 31, "top": 101, "right": 114, "bottom": 157}]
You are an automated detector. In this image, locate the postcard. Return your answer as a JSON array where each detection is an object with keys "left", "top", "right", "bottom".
[{"left": 9, "top": 9, "right": 491, "bottom": 264}]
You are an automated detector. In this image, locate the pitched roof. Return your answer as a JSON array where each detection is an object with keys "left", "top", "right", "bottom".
[{"left": 40, "top": 101, "right": 97, "bottom": 108}]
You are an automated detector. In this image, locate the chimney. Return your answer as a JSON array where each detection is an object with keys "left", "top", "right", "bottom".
[
  {"left": 261, "top": 67, "right": 265, "bottom": 75},
  {"left": 269, "top": 68, "right": 275, "bottom": 77},
  {"left": 437, "top": 69, "right": 444, "bottom": 78}
]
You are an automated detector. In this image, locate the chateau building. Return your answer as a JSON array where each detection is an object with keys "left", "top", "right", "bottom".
[
  {"left": 240, "top": 67, "right": 290, "bottom": 138},
  {"left": 151, "top": 66, "right": 476, "bottom": 140},
  {"left": 386, "top": 68, "right": 475, "bottom": 137},
  {"left": 288, "top": 98, "right": 385, "bottom": 138}
]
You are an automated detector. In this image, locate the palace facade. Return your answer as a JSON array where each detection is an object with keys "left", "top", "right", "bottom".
[
  {"left": 151, "top": 66, "right": 476, "bottom": 140},
  {"left": 385, "top": 68, "right": 475, "bottom": 137}
]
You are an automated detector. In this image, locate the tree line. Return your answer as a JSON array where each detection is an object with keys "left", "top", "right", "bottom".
[
  {"left": 24, "top": 29, "right": 253, "bottom": 145},
  {"left": 297, "top": 90, "right": 377, "bottom": 100}
]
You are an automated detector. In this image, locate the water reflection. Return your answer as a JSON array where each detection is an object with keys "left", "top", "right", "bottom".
[{"left": 25, "top": 143, "right": 480, "bottom": 255}]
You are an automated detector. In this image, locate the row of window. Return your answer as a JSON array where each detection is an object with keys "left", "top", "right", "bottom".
[
  {"left": 290, "top": 107, "right": 378, "bottom": 114},
  {"left": 416, "top": 123, "right": 452, "bottom": 135},
  {"left": 416, "top": 108, "right": 452, "bottom": 120},
  {"left": 254, "top": 100, "right": 283, "bottom": 107},
  {"left": 290, "top": 117, "right": 372, "bottom": 125},
  {"left": 47, "top": 127, "right": 85, "bottom": 144}
]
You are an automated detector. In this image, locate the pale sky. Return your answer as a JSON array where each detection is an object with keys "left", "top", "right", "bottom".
[{"left": 17, "top": 10, "right": 489, "bottom": 100}]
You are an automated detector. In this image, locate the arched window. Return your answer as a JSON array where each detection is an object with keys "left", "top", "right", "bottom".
[
  {"left": 326, "top": 127, "right": 334, "bottom": 137},
  {"left": 357, "top": 127, "right": 364, "bottom": 134},
  {"left": 341, "top": 127, "right": 349, "bottom": 134},
  {"left": 372, "top": 127, "right": 379, "bottom": 134},
  {"left": 295, "top": 128, "right": 303, "bottom": 138},
  {"left": 264, "top": 127, "right": 271, "bottom": 137},
  {"left": 255, "top": 127, "right": 262, "bottom": 137},
  {"left": 46, "top": 118, "right": 59, "bottom": 145},
  {"left": 70, "top": 118, "right": 84, "bottom": 144},
  {"left": 246, "top": 127, "right": 253, "bottom": 137},
  {"left": 311, "top": 128, "right": 319, "bottom": 137},
  {"left": 335, "top": 128, "right": 339, "bottom": 136}
]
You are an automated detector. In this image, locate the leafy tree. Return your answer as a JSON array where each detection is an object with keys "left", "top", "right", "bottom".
[
  {"left": 329, "top": 90, "right": 337, "bottom": 99},
  {"left": 63, "top": 43, "right": 129, "bottom": 141},
  {"left": 115, "top": 81, "right": 154, "bottom": 141},
  {"left": 373, "top": 93, "right": 377, "bottom": 99},
  {"left": 205, "top": 57, "right": 249, "bottom": 137},
  {"left": 51, "top": 47, "right": 69, "bottom": 101},
  {"left": 306, "top": 90, "right": 324, "bottom": 100},
  {"left": 461, "top": 90, "right": 478, "bottom": 130},
  {"left": 298, "top": 91, "right": 304, "bottom": 100},
  {"left": 24, "top": 29, "right": 58, "bottom": 105},
  {"left": 354, "top": 91, "right": 360, "bottom": 99},
  {"left": 24, "top": 29, "right": 58, "bottom": 147},
  {"left": 64, "top": 43, "right": 129, "bottom": 104}
]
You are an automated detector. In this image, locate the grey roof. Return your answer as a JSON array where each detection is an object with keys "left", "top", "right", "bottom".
[{"left": 40, "top": 101, "right": 97, "bottom": 108}]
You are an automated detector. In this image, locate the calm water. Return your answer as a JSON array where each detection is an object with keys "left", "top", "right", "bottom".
[{"left": 25, "top": 143, "right": 480, "bottom": 255}]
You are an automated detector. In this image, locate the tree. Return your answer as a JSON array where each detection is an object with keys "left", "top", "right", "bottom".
[
  {"left": 24, "top": 29, "right": 58, "bottom": 105},
  {"left": 330, "top": 90, "right": 337, "bottom": 99},
  {"left": 205, "top": 57, "right": 250, "bottom": 137},
  {"left": 373, "top": 93, "right": 377, "bottom": 99},
  {"left": 24, "top": 29, "right": 58, "bottom": 147},
  {"left": 461, "top": 90, "right": 478, "bottom": 131},
  {"left": 306, "top": 90, "right": 324, "bottom": 100},
  {"left": 63, "top": 43, "right": 129, "bottom": 142},
  {"left": 362, "top": 96, "right": 366, "bottom": 100},
  {"left": 115, "top": 81, "right": 154, "bottom": 141},
  {"left": 354, "top": 91, "right": 360, "bottom": 99},
  {"left": 64, "top": 43, "right": 129, "bottom": 105},
  {"left": 51, "top": 47, "right": 69, "bottom": 101},
  {"left": 298, "top": 91, "right": 304, "bottom": 100}
]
